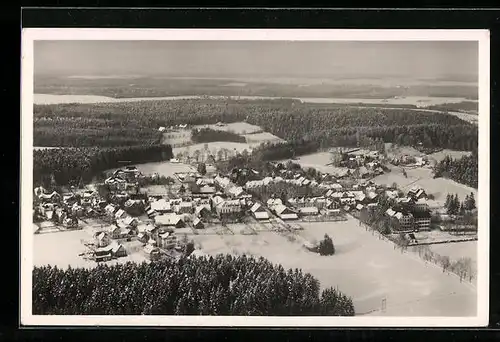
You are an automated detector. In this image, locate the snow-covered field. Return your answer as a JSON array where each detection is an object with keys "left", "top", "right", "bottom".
[
  {"left": 32, "top": 216, "right": 478, "bottom": 316},
  {"left": 427, "top": 149, "right": 473, "bottom": 163},
  {"left": 279, "top": 152, "right": 350, "bottom": 175},
  {"left": 33, "top": 229, "right": 148, "bottom": 269},
  {"left": 132, "top": 161, "right": 195, "bottom": 178},
  {"left": 173, "top": 142, "right": 253, "bottom": 157},
  {"left": 430, "top": 241, "right": 478, "bottom": 272},
  {"left": 244, "top": 132, "right": 284, "bottom": 146},
  {"left": 192, "top": 217, "right": 477, "bottom": 317},
  {"left": 371, "top": 167, "right": 477, "bottom": 206},
  {"left": 192, "top": 122, "right": 263, "bottom": 135}
]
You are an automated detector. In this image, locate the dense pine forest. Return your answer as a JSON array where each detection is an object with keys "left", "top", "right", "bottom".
[
  {"left": 33, "top": 145, "right": 173, "bottom": 187},
  {"left": 32, "top": 255, "right": 355, "bottom": 316},
  {"left": 34, "top": 99, "right": 478, "bottom": 153},
  {"left": 433, "top": 153, "right": 478, "bottom": 188},
  {"left": 191, "top": 127, "right": 246, "bottom": 143}
]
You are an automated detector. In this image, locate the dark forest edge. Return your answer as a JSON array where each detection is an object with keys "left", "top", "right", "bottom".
[
  {"left": 32, "top": 255, "right": 355, "bottom": 316},
  {"left": 433, "top": 154, "right": 478, "bottom": 188},
  {"left": 33, "top": 145, "right": 173, "bottom": 188}
]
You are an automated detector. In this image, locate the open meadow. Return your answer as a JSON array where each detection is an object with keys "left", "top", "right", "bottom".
[
  {"left": 190, "top": 217, "right": 476, "bottom": 317},
  {"left": 429, "top": 241, "right": 478, "bottom": 274},
  {"left": 243, "top": 132, "right": 284, "bottom": 146},
  {"left": 33, "top": 229, "right": 148, "bottom": 269},
  {"left": 278, "top": 152, "right": 350, "bottom": 175},
  {"left": 192, "top": 122, "right": 263, "bottom": 135},
  {"left": 131, "top": 161, "right": 195, "bottom": 178},
  {"left": 173, "top": 142, "right": 254, "bottom": 158},
  {"left": 427, "top": 149, "right": 473, "bottom": 163}
]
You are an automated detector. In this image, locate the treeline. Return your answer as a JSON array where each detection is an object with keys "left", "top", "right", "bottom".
[
  {"left": 33, "top": 144, "right": 173, "bottom": 187},
  {"left": 34, "top": 100, "right": 477, "bottom": 152},
  {"left": 191, "top": 128, "right": 246, "bottom": 143},
  {"left": 32, "top": 255, "right": 355, "bottom": 316},
  {"left": 433, "top": 154, "right": 478, "bottom": 188},
  {"left": 34, "top": 116, "right": 163, "bottom": 147}
]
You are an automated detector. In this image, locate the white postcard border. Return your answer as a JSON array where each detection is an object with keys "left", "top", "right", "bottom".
[{"left": 20, "top": 28, "right": 490, "bottom": 327}]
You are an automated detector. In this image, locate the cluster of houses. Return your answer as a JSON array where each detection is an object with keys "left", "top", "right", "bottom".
[
  {"left": 384, "top": 186, "right": 432, "bottom": 232},
  {"left": 390, "top": 155, "right": 429, "bottom": 167},
  {"left": 33, "top": 186, "right": 98, "bottom": 229}
]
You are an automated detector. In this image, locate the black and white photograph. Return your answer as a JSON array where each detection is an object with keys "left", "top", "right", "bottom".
[{"left": 20, "top": 29, "right": 489, "bottom": 327}]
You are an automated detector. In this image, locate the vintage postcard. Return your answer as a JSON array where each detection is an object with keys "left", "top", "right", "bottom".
[{"left": 20, "top": 29, "right": 489, "bottom": 327}]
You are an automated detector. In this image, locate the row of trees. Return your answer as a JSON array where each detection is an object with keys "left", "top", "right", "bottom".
[
  {"left": 444, "top": 192, "right": 476, "bottom": 216},
  {"left": 433, "top": 154, "right": 478, "bottom": 188},
  {"left": 33, "top": 145, "right": 173, "bottom": 187},
  {"left": 191, "top": 128, "right": 246, "bottom": 143},
  {"left": 33, "top": 255, "right": 355, "bottom": 316}
]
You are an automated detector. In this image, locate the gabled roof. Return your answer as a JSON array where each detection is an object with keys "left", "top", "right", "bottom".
[
  {"left": 385, "top": 208, "right": 396, "bottom": 217},
  {"left": 143, "top": 245, "right": 159, "bottom": 254},
  {"left": 274, "top": 204, "right": 294, "bottom": 215},
  {"left": 250, "top": 202, "right": 264, "bottom": 213},
  {"left": 114, "top": 209, "right": 126, "bottom": 218},
  {"left": 155, "top": 214, "right": 183, "bottom": 226},
  {"left": 193, "top": 217, "right": 203, "bottom": 226}
]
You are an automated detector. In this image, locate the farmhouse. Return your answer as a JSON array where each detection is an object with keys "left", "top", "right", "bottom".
[
  {"left": 159, "top": 232, "right": 177, "bottom": 249},
  {"left": 194, "top": 205, "right": 211, "bottom": 218},
  {"left": 176, "top": 201, "right": 193, "bottom": 214},
  {"left": 105, "top": 176, "right": 127, "bottom": 191},
  {"left": 215, "top": 199, "right": 243, "bottom": 216},
  {"left": 114, "top": 209, "right": 127, "bottom": 220},
  {"left": 215, "top": 176, "right": 232, "bottom": 189},
  {"left": 227, "top": 186, "right": 245, "bottom": 198},
  {"left": 408, "top": 186, "right": 427, "bottom": 200},
  {"left": 143, "top": 245, "right": 161, "bottom": 261},
  {"left": 250, "top": 202, "right": 269, "bottom": 220},
  {"left": 110, "top": 242, "right": 127, "bottom": 257},
  {"left": 94, "top": 245, "right": 113, "bottom": 262},
  {"left": 124, "top": 199, "right": 144, "bottom": 216},
  {"left": 266, "top": 198, "right": 283, "bottom": 210},
  {"left": 192, "top": 217, "right": 205, "bottom": 229},
  {"left": 94, "top": 231, "right": 111, "bottom": 247},
  {"left": 192, "top": 185, "right": 216, "bottom": 197},
  {"left": 273, "top": 204, "right": 298, "bottom": 220},
  {"left": 154, "top": 214, "right": 185, "bottom": 228}
]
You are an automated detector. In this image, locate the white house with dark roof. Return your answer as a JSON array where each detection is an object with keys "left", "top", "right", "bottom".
[
  {"left": 154, "top": 214, "right": 185, "bottom": 228},
  {"left": 150, "top": 199, "right": 172, "bottom": 213},
  {"left": 273, "top": 205, "right": 298, "bottom": 220},
  {"left": 250, "top": 202, "right": 270, "bottom": 220}
]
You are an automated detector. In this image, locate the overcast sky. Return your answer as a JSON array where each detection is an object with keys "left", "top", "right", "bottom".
[{"left": 34, "top": 40, "right": 478, "bottom": 80}]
